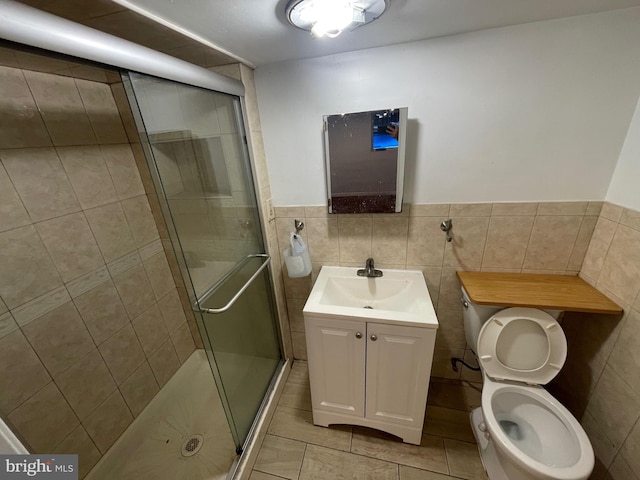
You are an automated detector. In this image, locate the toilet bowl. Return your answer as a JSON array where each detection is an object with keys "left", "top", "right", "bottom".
[
  {"left": 475, "top": 377, "right": 594, "bottom": 480},
  {"left": 463, "top": 301, "right": 594, "bottom": 480}
]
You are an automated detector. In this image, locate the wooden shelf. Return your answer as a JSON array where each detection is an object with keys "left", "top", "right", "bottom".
[{"left": 456, "top": 272, "right": 622, "bottom": 315}]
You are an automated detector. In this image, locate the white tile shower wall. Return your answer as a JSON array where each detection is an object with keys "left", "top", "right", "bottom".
[
  {"left": 0, "top": 65, "right": 195, "bottom": 478},
  {"left": 274, "top": 201, "right": 601, "bottom": 377}
]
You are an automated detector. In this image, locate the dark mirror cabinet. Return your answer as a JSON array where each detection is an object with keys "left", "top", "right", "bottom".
[{"left": 323, "top": 108, "right": 408, "bottom": 214}]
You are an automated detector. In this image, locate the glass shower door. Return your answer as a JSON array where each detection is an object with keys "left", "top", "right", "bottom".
[{"left": 124, "top": 72, "right": 282, "bottom": 451}]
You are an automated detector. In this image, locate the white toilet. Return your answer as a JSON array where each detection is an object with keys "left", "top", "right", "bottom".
[{"left": 461, "top": 287, "right": 594, "bottom": 480}]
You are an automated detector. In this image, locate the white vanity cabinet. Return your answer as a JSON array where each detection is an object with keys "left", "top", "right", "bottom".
[{"left": 304, "top": 314, "right": 436, "bottom": 445}]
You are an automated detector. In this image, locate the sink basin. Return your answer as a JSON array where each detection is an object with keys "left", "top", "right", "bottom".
[{"left": 303, "top": 266, "right": 438, "bottom": 327}]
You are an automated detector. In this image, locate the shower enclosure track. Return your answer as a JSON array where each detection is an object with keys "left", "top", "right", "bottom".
[{"left": 0, "top": 0, "right": 243, "bottom": 96}]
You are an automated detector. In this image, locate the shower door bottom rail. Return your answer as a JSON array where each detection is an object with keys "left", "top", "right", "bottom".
[{"left": 193, "top": 253, "right": 271, "bottom": 314}]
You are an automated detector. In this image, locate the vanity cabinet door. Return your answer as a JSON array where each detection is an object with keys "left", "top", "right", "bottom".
[
  {"left": 305, "top": 316, "right": 366, "bottom": 418},
  {"left": 365, "top": 322, "right": 435, "bottom": 429}
]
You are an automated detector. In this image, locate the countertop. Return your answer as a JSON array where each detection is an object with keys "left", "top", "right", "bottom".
[{"left": 457, "top": 271, "right": 622, "bottom": 315}]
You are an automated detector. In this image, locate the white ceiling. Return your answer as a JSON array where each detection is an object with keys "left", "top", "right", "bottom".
[{"left": 112, "top": 0, "right": 640, "bottom": 67}]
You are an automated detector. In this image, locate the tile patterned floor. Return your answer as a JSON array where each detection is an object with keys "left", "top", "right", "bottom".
[{"left": 249, "top": 361, "right": 488, "bottom": 480}]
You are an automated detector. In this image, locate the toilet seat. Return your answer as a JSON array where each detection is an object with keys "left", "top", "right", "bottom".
[{"left": 477, "top": 307, "right": 567, "bottom": 385}]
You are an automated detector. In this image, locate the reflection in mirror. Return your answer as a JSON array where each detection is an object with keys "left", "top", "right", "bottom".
[
  {"left": 324, "top": 108, "right": 407, "bottom": 214},
  {"left": 372, "top": 109, "right": 400, "bottom": 150}
]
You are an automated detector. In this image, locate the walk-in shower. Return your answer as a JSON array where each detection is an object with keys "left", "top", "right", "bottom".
[
  {"left": 122, "top": 70, "right": 283, "bottom": 452},
  {"left": 0, "top": 1, "right": 284, "bottom": 478}
]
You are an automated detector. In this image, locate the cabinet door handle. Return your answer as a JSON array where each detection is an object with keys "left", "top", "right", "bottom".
[
  {"left": 355, "top": 332, "right": 362, "bottom": 339},
  {"left": 370, "top": 334, "right": 377, "bottom": 341}
]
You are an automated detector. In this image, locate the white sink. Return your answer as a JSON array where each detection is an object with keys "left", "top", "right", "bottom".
[{"left": 303, "top": 266, "right": 438, "bottom": 327}]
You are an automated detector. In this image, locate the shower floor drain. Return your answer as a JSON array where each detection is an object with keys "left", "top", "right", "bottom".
[{"left": 181, "top": 434, "right": 204, "bottom": 457}]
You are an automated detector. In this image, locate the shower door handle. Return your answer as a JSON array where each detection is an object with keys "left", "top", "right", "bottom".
[{"left": 195, "top": 254, "right": 271, "bottom": 314}]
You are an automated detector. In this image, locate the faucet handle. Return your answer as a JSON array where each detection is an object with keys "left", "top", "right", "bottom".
[{"left": 357, "top": 257, "right": 382, "bottom": 277}]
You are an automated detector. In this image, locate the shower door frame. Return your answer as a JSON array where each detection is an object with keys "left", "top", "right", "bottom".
[{"left": 121, "top": 72, "right": 285, "bottom": 457}]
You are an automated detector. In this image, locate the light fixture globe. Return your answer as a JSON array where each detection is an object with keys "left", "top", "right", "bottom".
[{"left": 286, "top": 0, "right": 388, "bottom": 38}]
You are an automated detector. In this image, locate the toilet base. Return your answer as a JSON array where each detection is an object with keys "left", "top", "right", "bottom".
[{"left": 470, "top": 407, "right": 510, "bottom": 480}]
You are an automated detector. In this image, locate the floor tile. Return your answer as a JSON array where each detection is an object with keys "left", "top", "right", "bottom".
[
  {"left": 299, "top": 444, "right": 398, "bottom": 480},
  {"left": 351, "top": 427, "right": 448, "bottom": 474},
  {"left": 423, "top": 406, "right": 476, "bottom": 443},
  {"left": 444, "top": 439, "right": 487, "bottom": 480},
  {"left": 250, "top": 471, "right": 286, "bottom": 480},
  {"left": 267, "top": 405, "right": 351, "bottom": 452},
  {"left": 288, "top": 361, "right": 309, "bottom": 386},
  {"left": 399, "top": 466, "right": 456, "bottom": 480},
  {"left": 427, "top": 380, "right": 482, "bottom": 412},
  {"left": 254, "top": 434, "right": 306, "bottom": 480},
  {"left": 279, "top": 382, "right": 312, "bottom": 411}
]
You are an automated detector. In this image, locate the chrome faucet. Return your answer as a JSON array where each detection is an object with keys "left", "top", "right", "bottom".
[{"left": 357, "top": 258, "right": 383, "bottom": 278}]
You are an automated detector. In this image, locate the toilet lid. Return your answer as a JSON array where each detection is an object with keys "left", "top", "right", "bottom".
[{"left": 477, "top": 307, "right": 567, "bottom": 385}]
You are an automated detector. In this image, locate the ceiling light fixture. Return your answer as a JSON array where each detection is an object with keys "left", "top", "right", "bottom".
[{"left": 286, "top": 0, "right": 388, "bottom": 39}]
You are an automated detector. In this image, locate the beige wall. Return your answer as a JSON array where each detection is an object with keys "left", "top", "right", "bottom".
[
  {"left": 274, "top": 201, "right": 601, "bottom": 367},
  {"left": 553, "top": 202, "right": 640, "bottom": 480},
  {"left": 0, "top": 65, "right": 195, "bottom": 478}
]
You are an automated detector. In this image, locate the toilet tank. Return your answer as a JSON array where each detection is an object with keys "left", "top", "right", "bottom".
[{"left": 461, "top": 287, "right": 504, "bottom": 352}]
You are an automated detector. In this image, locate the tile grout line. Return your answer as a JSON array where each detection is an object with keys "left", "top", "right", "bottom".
[
  {"left": 252, "top": 466, "right": 292, "bottom": 480},
  {"left": 268, "top": 421, "right": 457, "bottom": 477},
  {"left": 441, "top": 436, "right": 452, "bottom": 476},
  {"left": 296, "top": 442, "right": 308, "bottom": 480},
  {"left": 519, "top": 211, "right": 537, "bottom": 271},
  {"left": 562, "top": 214, "right": 585, "bottom": 273}
]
